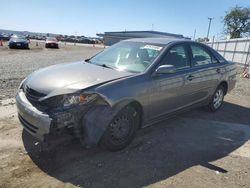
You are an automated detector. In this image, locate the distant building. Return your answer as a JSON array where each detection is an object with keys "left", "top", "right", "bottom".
[{"left": 97, "top": 30, "right": 186, "bottom": 46}]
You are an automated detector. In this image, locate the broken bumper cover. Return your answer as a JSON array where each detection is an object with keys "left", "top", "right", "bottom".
[{"left": 16, "top": 91, "right": 51, "bottom": 141}]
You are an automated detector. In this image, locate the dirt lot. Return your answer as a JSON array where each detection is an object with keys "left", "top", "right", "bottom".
[
  {"left": 0, "top": 43, "right": 250, "bottom": 188},
  {"left": 0, "top": 40, "right": 102, "bottom": 101}
]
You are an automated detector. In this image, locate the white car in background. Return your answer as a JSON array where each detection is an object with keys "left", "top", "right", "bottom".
[{"left": 45, "top": 37, "right": 59, "bottom": 48}]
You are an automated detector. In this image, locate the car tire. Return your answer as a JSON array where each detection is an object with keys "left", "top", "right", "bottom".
[
  {"left": 208, "top": 85, "right": 225, "bottom": 112},
  {"left": 100, "top": 105, "right": 139, "bottom": 151}
]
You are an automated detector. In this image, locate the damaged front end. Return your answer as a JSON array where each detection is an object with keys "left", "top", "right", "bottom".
[{"left": 16, "top": 83, "right": 113, "bottom": 148}]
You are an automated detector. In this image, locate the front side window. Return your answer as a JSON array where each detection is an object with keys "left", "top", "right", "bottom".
[
  {"left": 90, "top": 41, "right": 163, "bottom": 73},
  {"left": 161, "top": 45, "right": 190, "bottom": 69},
  {"left": 191, "top": 45, "right": 218, "bottom": 66}
]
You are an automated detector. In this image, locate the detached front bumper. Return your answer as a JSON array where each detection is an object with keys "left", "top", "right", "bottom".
[{"left": 16, "top": 91, "right": 51, "bottom": 141}]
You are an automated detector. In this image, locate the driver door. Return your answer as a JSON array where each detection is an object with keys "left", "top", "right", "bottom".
[{"left": 149, "top": 44, "right": 192, "bottom": 120}]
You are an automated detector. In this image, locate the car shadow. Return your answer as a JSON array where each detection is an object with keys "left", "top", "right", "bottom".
[
  {"left": 9, "top": 47, "right": 30, "bottom": 50},
  {"left": 22, "top": 101, "right": 250, "bottom": 188},
  {"left": 182, "top": 100, "right": 250, "bottom": 125}
]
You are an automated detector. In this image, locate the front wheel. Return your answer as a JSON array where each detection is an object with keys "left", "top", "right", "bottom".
[
  {"left": 100, "top": 106, "right": 139, "bottom": 151},
  {"left": 208, "top": 85, "right": 225, "bottom": 112}
]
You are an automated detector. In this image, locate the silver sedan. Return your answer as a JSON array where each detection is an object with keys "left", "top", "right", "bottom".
[{"left": 16, "top": 38, "right": 237, "bottom": 151}]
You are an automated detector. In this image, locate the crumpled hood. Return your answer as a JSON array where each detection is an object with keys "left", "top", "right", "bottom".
[{"left": 25, "top": 61, "right": 133, "bottom": 99}]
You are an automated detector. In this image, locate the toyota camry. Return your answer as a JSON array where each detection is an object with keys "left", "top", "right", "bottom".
[{"left": 16, "top": 38, "right": 236, "bottom": 151}]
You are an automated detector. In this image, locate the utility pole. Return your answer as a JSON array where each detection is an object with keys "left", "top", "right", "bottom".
[
  {"left": 193, "top": 29, "right": 196, "bottom": 41},
  {"left": 74, "top": 31, "right": 77, "bottom": 46},
  {"left": 152, "top": 24, "right": 154, "bottom": 31},
  {"left": 206, "top": 17, "right": 213, "bottom": 41}
]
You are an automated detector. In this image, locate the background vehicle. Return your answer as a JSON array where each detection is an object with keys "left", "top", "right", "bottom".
[
  {"left": 0, "top": 33, "right": 10, "bottom": 41},
  {"left": 8, "top": 35, "right": 29, "bottom": 49},
  {"left": 16, "top": 38, "right": 236, "bottom": 151},
  {"left": 45, "top": 37, "right": 59, "bottom": 48}
]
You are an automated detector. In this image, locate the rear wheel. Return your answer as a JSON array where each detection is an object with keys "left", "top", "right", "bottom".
[
  {"left": 208, "top": 85, "right": 225, "bottom": 112},
  {"left": 100, "top": 106, "right": 139, "bottom": 151}
]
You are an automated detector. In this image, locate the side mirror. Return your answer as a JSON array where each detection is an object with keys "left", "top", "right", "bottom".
[{"left": 155, "top": 65, "right": 176, "bottom": 74}]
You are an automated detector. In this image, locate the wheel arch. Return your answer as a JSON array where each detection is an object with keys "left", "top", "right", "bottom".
[
  {"left": 112, "top": 99, "right": 144, "bottom": 129},
  {"left": 81, "top": 98, "right": 144, "bottom": 147},
  {"left": 219, "top": 81, "right": 228, "bottom": 94}
]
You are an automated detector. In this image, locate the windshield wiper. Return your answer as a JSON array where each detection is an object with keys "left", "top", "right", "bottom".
[
  {"left": 100, "top": 64, "right": 114, "bottom": 69},
  {"left": 85, "top": 58, "right": 91, "bottom": 63},
  {"left": 85, "top": 59, "right": 113, "bottom": 69}
]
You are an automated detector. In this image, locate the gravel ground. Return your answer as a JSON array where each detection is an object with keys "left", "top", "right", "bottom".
[
  {"left": 0, "top": 40, "right": 102, "bottom": 102},
  {"left": 0, "top": 43, "right": 250, "bottom": 188}
]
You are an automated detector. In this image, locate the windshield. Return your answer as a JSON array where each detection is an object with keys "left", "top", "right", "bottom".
[
  {"left": 46, "top": 37, "right": 57, "bottom": 41},
  {"left": 11, "top": 35, "right": 26, "bottom": 39},
  {"left": 90, "top": 41, "right": 163, "bottom": 73}
]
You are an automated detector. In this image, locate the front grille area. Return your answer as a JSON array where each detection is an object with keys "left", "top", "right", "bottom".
[
  {"left": 24, "top": 86, "right": 63, "bottom": 112},
  {"left": 25, "top": 86, "right": 46, "bottom": 103},
  {"left": 24, "top": 86, "right": 49, "bottom": 111}
]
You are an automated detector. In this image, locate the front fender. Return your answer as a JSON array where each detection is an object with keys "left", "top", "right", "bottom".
[
  {"left": 81, "top": 98, "right": 139, "bottom": 147},
  {"left": 81, "top": 105, "right": 118, "bottom": 147}
]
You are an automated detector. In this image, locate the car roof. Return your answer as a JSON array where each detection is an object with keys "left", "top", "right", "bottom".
[
  {"left": 125, "top": 37, "right": 190, "bottom": 45},
  {"left": 127, "top": 38, "right": 226, "bottom": 64}
]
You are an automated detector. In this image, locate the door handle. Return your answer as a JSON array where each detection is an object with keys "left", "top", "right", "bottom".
[
  {"left": 216, "top": 68, "right": 221, "bottom": 73},
  {"left": 187, "top": 75, "right": 194, "bottom": 81}
]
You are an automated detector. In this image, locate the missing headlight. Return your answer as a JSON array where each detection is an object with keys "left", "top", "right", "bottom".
[{"left": 63, "top": 94, "right": 98, "bottom": 107}]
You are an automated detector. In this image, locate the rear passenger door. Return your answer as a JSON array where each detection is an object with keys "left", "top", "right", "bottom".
[{"left": 183, "top": 44, "right": 222, "bottom": 105}]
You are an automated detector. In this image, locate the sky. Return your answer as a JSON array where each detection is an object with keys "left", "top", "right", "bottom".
[{"left": 1, "top": 0, "right": 249, "bottom": 39}]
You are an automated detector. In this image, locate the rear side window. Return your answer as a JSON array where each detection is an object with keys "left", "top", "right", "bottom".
[
  {"left": 191, "top": 45, "right": 218, "bottom": 66},
  {"left": 161, "top": 45, "right": 190, "bottom": 70}
]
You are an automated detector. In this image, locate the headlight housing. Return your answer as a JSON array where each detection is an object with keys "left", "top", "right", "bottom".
[{"left": 63, "top": 93, "right": 98, "bottom": 107}]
